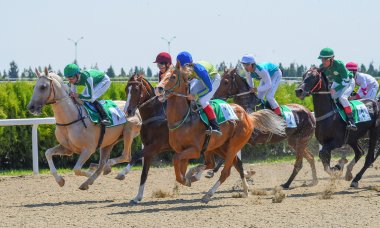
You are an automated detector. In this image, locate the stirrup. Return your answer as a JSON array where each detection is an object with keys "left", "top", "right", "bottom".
[
  {"left": 100, "top": 119, "right": 111, "bottom": 126},
  {"left": 346, "top": 123, "right": 357, "bottom": 131}
]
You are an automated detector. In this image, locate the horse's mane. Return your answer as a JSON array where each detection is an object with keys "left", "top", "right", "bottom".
[{"left": 231, "top": 68, "right": 250, "bottom": 91}]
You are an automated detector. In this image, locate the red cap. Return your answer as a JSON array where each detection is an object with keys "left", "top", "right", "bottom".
[
  {"left": 346, "top": 62, "right": 358, "bottom": 71},
  {"left": 154, "top": 52, "right": 172, "bottom": 64}
]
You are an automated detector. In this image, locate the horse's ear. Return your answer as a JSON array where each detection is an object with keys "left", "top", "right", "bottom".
[
  {"left": 44, "top": 67, "right": 49, "bottom": 76},
  {"left": 35, "top": 68, "right": 41, "bottom": 77},
  {"left": 224, "top": 67, "right": 228, "bottom": 73},
  {"left": 138, "top": 72, "right": 144, "bottom": 78}
]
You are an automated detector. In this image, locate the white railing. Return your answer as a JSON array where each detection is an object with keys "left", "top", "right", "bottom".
[{"left": 0, "top": 117, "right": 56, "bottom": 174}]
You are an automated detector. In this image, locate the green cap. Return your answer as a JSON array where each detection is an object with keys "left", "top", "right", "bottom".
[
  {"left": 64, "top": 64, "right": 80, "bottom": 78},
  {"left": 318, "top": 48, "right": 334, "bottom": 59}
]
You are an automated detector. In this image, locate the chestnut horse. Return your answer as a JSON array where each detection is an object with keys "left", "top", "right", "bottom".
[
  {"left": 123, "top": 73, "right": 253, "bottom": 203},
  {"left": 296, "top": 67, "right": 380, "bottom": 187},
  {"left": 212, "top": 68, "right": 317, "bottom": 188},
  {"left": 27, "top": 68, "right": 141, "bottom": 190},
  {"left": 155, "top": 68, "right": 286, "bottom": 203}
]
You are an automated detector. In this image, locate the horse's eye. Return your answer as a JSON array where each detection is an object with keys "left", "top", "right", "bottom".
[
  {"left": 224, "top": 79, "right": 229, "bottom": 85},
  {"left": 40, "top": 84, "right": 47, "bottom": 90},
  {"left": 170, "top": 75, "right": 176, "bottom": 80}
]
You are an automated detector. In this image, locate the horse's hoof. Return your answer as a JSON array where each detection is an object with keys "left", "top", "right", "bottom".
[
  {"left": 280, "top": 184, "right": 290, "bottom": 189},
  {"left": 201, "top": 194, "right": 211, "bottom": 204},
  {"left": 129, "top": 199, "right": 140, "bottom": 204},
  {"left": 345, "top": 172, "right": 353, "bottom": 181},
  {"left": 89, "top": 163, "right": 99, "bottom": 171},
  {"left": 310, "top": 180, "right": 318, "bottom": 186},
  {"left": 242, "top": 192, "right": 249, "bottom": 198},
  {"left": 79, "top": 184, "right": 89, "bottom": 190},
  {"left": 205, "top": 171, "right": 214, "bottom": 179},
  {"left": 56, "top": 176, "right": 65, "bottom": 187},
  {"left": 103, "top": 166, "right": 112, "bottom": 175},
  {"left": 115, "top": 174, "right": 125, "bottom": 180},
  {"left": 350, "top": 181, "right": 359, "bottom": 188},
  {"left": 244, "top": 170, "right": 256, "bottom": 179}
]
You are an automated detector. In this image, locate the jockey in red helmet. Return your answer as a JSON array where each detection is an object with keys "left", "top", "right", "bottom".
[
  {"left": 346, "top": 62, "right": 379, "bottom": 100},
  {"left": 154, "top": 52, "right": 174, "bottom": 82}
]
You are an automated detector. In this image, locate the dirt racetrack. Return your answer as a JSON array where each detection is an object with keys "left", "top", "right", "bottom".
[{"left": 1, "top": 158, "right": 380, "bottom": 227}]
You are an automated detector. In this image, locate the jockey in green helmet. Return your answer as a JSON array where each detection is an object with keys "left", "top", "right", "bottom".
[
  {"left": 64, "top": 63, "right": 111, "bottom": 126},
  {"left": 318, "top": 48, "right": 357, "bottom": 131}
]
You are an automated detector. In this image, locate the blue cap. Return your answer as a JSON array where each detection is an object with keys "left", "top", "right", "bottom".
[
  {"left": 241, "top": 54, "right": 255, "bottom": 64},
  {"left": 176, "top": 51, "right": 193, "bottom": 66}
]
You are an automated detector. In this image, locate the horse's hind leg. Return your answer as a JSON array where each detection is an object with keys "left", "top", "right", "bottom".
[
  {"left": 345, "top": 141, "right": 364, "bottom": 181},
  {"left": 45, "top": 144, "right": 73, "bottom": 187},
  {"left": 303, "top": 148, "right": 318, "bottom": 186},
  {"left": 73, "top": 149, "right": 95, "bottom": 177},
  {"left": 79, "top": 145, "right": 113, "bottom": 190},
  {"left": 105, "top": 123, "right": 140, "bottom": 175},
  {"left": 351, "top": 130, "right": 379, "bottom": 188}
]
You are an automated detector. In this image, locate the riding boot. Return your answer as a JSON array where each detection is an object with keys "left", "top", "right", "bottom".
[
  {"left": 209, "top": 119, "right": 222, "bottom": 135},
  {"left": 203, "top": 104, "right": 222, "bottom": 136},
  {"left": 346, "top": 112, "right": 357, "bottom": 131},
  {"left": 93, "top": 100, "right": 111, "bottom": 126}
]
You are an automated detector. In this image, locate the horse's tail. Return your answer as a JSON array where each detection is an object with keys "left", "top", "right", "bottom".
[{"left": 249, "top": 109, "right": 286, "bottom": 136}]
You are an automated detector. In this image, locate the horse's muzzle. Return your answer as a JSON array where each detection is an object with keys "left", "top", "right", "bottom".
[
  {"left": 295, "top": 88, "right": 307, "bottom": 100},
  {"left": 26, "top": 102, "right": 42, "bottom": 115}
]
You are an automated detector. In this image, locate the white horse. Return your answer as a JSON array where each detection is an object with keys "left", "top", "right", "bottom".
[{"left": 27, "top": 68, "right": 141, "bottom": 190}]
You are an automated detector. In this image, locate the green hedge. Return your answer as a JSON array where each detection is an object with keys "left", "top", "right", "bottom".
[{"left": 0, "top": 81, "right": 334, "bottom": 170}]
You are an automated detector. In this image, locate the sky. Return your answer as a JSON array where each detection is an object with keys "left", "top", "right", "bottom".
[{"left": 1, "top": 0, "right": 379, "bottom": 75}]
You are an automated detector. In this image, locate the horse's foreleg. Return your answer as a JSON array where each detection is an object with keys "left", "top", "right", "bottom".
[
  {"left": 116, "top": 149, "right": 142, "bottom": 180},
  {"left": 73, "top": 149, "right": 94, "bottom": 177},
  {"left": 345, "top": 142, "right": 364, "bottom": 181},
  {"left": 79, "top": 146, "right": 113, "bottom": 190},
  {"left": 173, "top": 147, "right": 200, "bottom": 186},
  {"left": 45, "top": 145, "right": 73, "bottom": 187},
  {"left": 282, "top": 138, "right": 304, "bottom": 189},
  {"left": 319, "top": 142, "right": 338, "bottom": 175},
  {"left": 131, "top": 149, "right": 154, "bottom": 204}
]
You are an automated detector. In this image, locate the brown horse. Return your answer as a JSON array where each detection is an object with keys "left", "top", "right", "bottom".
[
  {"left": 212, "top": 68, "right": 318, "bottom": 188},
  {"left": 27, "top": 68, "right": 141, "bottom": 190},
  {"left": 155, "top": 68, "right": 286, "bottom": 203}
]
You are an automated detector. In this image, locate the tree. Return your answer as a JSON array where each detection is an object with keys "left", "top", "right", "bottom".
[
  {"left": 27, "top": 67, "right": 35, "bottom": 79},
  {"left": 20, "top": 68, "right": 27, "bottom": 78},
  {"left": 57, "top": 70, "right": 63, "bottom": 77},
  {"left": 8, "top": 61, "right": 19, "bottom": 79},
  {"left": 48, "top": 64, "right": 53, "bottom": 71},
  {"left": 360, "top": 64, "right": 367, "bottom": 73},
  {"left": 146, "top": 67, "right": 152, "bottom": 77},
  {"left": 106, "top": 65, "right": 116, "bottom": 78},
  {"left": 368, "top": 62, "right": 376, "bottom": 76},
  {"left": 288, "top": 63, "right": 296, "bottom": 77},
  {"left": 120, "top": 68, "right": 127, "bottom": 77},
  {"left": 296, "top": 64, "right": 305, "bottom": 77},
  {"left": 3, "top": 70, "right": 7, "bottom": 78}
]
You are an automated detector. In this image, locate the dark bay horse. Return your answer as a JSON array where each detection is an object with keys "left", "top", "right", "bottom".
[
  {"left": 296, "top": 67, "right": 380, "bottom": 187},
  {"left": 212, "top": 68, "right": 317, "bottom": 188},
  {"left": 155, "top": 68, "right": 285, "bottom": 203},
  {"left": 124, "top": 73, "right": 253, "bottom": 203}
]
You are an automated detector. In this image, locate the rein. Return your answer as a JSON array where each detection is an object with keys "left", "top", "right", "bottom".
[{"left": 42, "top": 75, "right": 88, "bottom": 127}]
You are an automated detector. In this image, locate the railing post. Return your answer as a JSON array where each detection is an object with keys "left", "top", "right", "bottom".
[{"left": 32, "top": 124, "right": 39, "bottom": 174}]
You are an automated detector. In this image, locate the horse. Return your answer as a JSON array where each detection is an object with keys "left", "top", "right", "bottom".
[
  {"left": 212, "top": 68, "right": 318, "bottom": 188},
  {"left": 27, "top": 68, "right": 141, "bottom": 190},
  {"left": 123, "top": 72, "right": 256, "bottom": 203},
  {"left": 295, "top": 67, "right": 380, "bottom": 187},
  {"left": 155, "top": 68, "right": 286, "bottom": 203}
]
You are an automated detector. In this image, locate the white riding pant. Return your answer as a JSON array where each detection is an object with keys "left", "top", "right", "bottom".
[
  {"left": 331, "top": 78, "right": 355, "bottom": 107},
  {"left": 82, "top": 75, "right": 111, "bottom": 103},
  {"left": 257, "top": 70, "right": 282, "bottom": 109},
  {"left": 190, "top": 74, "right": 221, "bottom": 108},
  {"left": 361, "top": 81, "right": 379, "bottom": 99}
]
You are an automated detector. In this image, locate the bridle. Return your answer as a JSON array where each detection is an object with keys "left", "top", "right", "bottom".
[
  {"left": 303, "top": 69, "right": 330, "bottom": 95},
  {"left": 39, "top": 75, "right": 88, "bottom": 127},
  {"left": 127, "top": 77, "right": 157, "bottom": 109}
]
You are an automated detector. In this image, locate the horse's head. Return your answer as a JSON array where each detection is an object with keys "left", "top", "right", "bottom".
[
  {"left": 124, "top": 72, "right": 153, "bottom": 117},
  {"left": 27, "top": 67, "right": 68, "bottom": 115},
  {"left": 155, "top": 66, "right": 185, "bottom": 102},
  {"left": 295, "top": 66, "right": 327, "bottom": 100},
  {"left": 214, "top": 67, "right": 250, "bottom": 99}
]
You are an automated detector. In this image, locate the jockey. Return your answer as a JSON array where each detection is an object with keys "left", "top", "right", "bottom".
[
  {"left": 154, "top": 52, "right": 174, "bottom": 82},
  {"left": 176, "top": 51, "right": 222, "bottom": 135},
  {"left": 64, "top": 63, "right": 111, "bottom": 126},
  {"left": 318, "top": 48, "right": 357, "bottom": 131},
  {"left": 241, "top": 54, "right": 282, "bottom": 116},
  {"left": 346, "top": 62, "right": 379, "bottom": 100}
]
